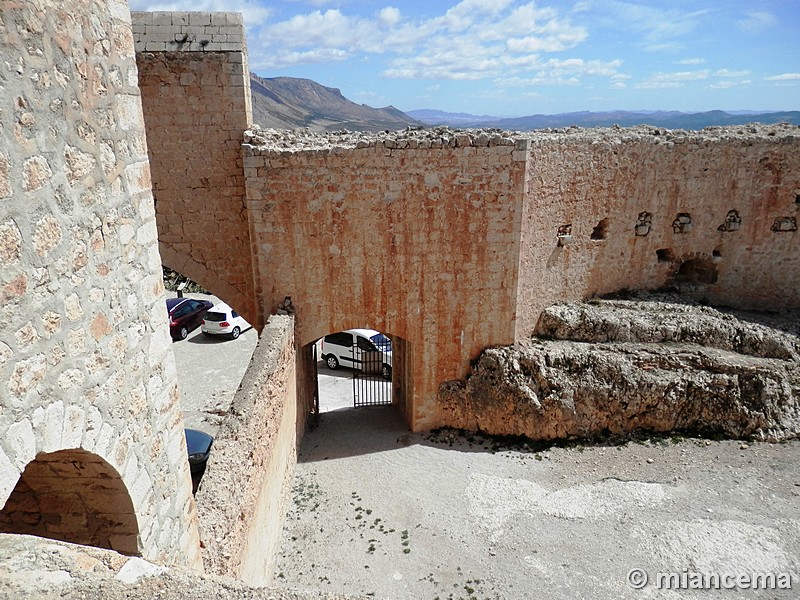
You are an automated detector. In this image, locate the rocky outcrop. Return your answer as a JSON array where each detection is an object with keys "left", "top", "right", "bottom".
[{"left": 440, "top": 299, "right": 800, "bottom": 442}]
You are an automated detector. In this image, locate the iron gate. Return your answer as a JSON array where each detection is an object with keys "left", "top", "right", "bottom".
[{"left": 352, "top": 342, "right": 392, "bottom": 407}]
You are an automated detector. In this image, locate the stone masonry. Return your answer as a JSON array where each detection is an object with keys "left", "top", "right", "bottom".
[
  {"left": 0, "top": 1, "right": 201, "bottom": 567},
  {"left": 243, "top": 124, "right": 800, "bottom": 431},
  {"left": 132, "top": 12, "right": 257, "bottom": 324},
  {"left": 243, "top": 126, "right": 528, "bottom": 428}
]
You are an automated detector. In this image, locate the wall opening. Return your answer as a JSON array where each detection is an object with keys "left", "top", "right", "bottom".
[
  {"left": 672, "top": 213, "right": 693, "bottom": 234},
  {"left": 656, "top": 248, "right": 674, "bottom": 263},
  {"left": 590, "top": 218, "right": 609, "bottom": 240},
  {"left": 635, "top": 211, "right": 652, "bottom": 236},
  {"left": 718, "top": 209, "right": 741, "bottom": 232},
  {"left": 0, "top": 449, "right": 140, "bottom": 556},
  {"left": 674, "top": 258, "right": 718, "bottom": 285},
  {"left": 303, "top": 328, "right": 412, "bottom": 427}
]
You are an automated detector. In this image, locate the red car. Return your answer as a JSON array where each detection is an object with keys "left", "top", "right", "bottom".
[{"left": 166, "top": 297, "right": 213, "bottom": 340}]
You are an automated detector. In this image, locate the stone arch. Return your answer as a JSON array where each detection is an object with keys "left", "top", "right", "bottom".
[
  {"left": 0, "top": 448, "right": 140, "bottom": 555},
  {"left": 0, "top": 406, "right": 200, "bottom": 567},
  {"left": 159, "top": 243, "right": 258, "bottom": 327}
]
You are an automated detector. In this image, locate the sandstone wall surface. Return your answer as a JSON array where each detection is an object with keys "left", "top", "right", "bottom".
[
  {"left": 516, "top": 125, "right": 800, "bottom": 338},
  {"left": 243, "top": 127, "right": 528, "bottom": 429},
  {"left": 0, "top": 1, "right": 201, "bottom": 567},
  {"left": 195, "top": 315, "right": 299, "bottom": 585},
  {"left": 132, "top": 12, "right": 256, "bottom": 324}
]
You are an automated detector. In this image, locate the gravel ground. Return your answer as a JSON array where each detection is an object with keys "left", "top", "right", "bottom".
[{"left": 274, "top": 406, "right": 800, "bottom": 600}]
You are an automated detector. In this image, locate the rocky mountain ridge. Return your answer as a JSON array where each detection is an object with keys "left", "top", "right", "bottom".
[{"left": 249, "top": 75, "right": 420, "bottom": 132}]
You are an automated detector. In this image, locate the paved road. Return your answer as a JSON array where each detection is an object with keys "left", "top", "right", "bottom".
[{"left": 167, "top": 293, "right": 258, "bottom": 435}]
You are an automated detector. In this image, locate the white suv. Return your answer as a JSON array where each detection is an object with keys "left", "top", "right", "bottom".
[{"left": 321, "top": 329, "right": 392, "bottom": 380}]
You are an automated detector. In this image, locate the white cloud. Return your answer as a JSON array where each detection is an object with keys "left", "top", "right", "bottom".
[
  {"left": 678, "top": 58, "right": 705, "bottom": 65},
  {"left": 708, "top": 80, "right": 751, "bottom": 89},
  {"left": 714, "top": 69, "right": 750, "bottom": 78},
  {"left": 250, "top": 1, "right": 602, "bottom": 79},
  {"left": 636, "top": 69, "right": 710, "bottom": 89},
  {"left": 736, "top": 11, "right": 777, "bottom": 34},
  {"left": 765, "top": 73, "right": 800, "bottom": 81},
  {"left": 377, "top": 7, "right": 401, "bottom": 27},
  {"left": 590, "top": 1, "right": 710, "bottom": 50}
]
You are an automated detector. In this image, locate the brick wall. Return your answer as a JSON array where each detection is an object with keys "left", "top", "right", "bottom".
[
  {"left": 132, "top": 12, "right": 256, "bottom": 324},
  {"left": 0, "top": 1, "right": 201, "bottom": 567}
]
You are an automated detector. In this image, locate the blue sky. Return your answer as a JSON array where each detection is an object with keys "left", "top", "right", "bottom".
[{"left": 128, "top": 0, "right": 800, "bottom": 117}]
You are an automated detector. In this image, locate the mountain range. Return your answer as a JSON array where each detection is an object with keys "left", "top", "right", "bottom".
[
  {"left": 406, "top": 109, "right": 800, "bottom": 130},
  {"left": 248, "top": 75, "right": 799, "bottom": 132},
  {"left": 249, "top": 74, "right": 421, "bottom": 132}
]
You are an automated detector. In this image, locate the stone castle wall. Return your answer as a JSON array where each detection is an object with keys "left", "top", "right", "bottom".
[
  {"left": 132, "top": 12, "right": 256, "bottom": 324},
  {"left": 195, "top": 315, "right": 299, "bottom": 586},
  {"left": 0, "top": 1, "right": 201, "bottom": 567},
  {"left": 515, "top": 127, "right": 800, "bottom": 337},
  {"left": 243, "top": 128, "right": 528, "bottom": 428},
  {"left": 243, "top": 125, "right": 799, "bottom": 431}
]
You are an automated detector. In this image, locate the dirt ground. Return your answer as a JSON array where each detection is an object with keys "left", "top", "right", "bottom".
[{"left": 273, "top": 406, "right": 799, "bottom": 600}]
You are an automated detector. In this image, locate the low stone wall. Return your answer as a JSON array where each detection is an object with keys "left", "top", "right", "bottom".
[
  {"left": 440, "top": 299, "right": 800, "bottom": 442},
  {"left": 194, "top": 316, "right": 298, "bottom": 586}
]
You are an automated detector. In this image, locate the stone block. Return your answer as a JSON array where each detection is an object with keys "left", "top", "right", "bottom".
[
  {"left": 3, "top": 419, "right": 36, "bottom": 471},
  {"left": 41, "top": 401, "right": 65, "bottom": 453},
  {"left": 151, "top": 12, "right": 173, "bottom": 26},
  {"left": 188, "top": 13, "right": 212, "bottom": 26}
]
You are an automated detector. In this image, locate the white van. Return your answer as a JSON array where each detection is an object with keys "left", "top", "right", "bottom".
[{"left": 320, "top": 329, "right": 392, "bottom": 380}]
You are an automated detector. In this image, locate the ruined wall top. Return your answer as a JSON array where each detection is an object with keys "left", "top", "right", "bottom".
[
  {"left": 243, "top": 122, "right": 800, "bottom": 154},
  {"left": 243, "top": 125, "right": 525, "bottom": 155},
  {"left": 131, "top": 12, "right": 244, "bottom": 53}
]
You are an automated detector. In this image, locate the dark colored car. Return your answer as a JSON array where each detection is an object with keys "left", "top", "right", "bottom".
[
  {"left": 166, "top": 297, "right": 213, "bottom": 340},
  {"left": 184, "top": 428, "right": 213, "bottom": 478}
]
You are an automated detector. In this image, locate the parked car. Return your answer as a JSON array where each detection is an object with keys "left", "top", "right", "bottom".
[
  {"left": 201, "top": 302, "right": 251, "bottom": 339},
  {"left": 166, "top": 297, "right": 213, "bottom": 340},
  {"left": 184, "top": 428, "right": 213, "bottom": 478},
  {"left": 321, "top": 329, "right": 392, "bottom": 379}
]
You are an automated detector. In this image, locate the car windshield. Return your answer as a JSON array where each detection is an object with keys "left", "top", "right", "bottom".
[
  {"left": 204, "top": 312, "right": 227, "bottom": 322},
  {"left": 370, "top": 333, "right": 392, "bottom": 352}
]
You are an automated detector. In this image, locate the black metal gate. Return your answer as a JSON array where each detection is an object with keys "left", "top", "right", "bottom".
[{"left": 352, "top": 343, "right": 392, "bottom": 407}]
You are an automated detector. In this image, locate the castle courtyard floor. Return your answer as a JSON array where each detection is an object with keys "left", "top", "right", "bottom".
[{"left": 274, "top": 406, "right": 799, "bottom": 600}]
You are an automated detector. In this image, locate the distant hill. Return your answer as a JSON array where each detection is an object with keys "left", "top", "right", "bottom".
[
  {"left": 250, "top": 75, "right": 421, "bottom": 132},
  {"left": 407, "top": 109, "right": 800, "bottom": 130}
]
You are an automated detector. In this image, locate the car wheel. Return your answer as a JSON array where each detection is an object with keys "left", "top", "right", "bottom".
[
  {"left": 326, "top": 355, "right": 339, "bottom": 370},
  {"left": 231, "top": 326, "right": 241, "bottom": 339},
  {"left": 179, "top": 326, "right": 189, "bottom": 340},
  {"left": 381, "top": 364, "right": 392, "bottom": 380}
]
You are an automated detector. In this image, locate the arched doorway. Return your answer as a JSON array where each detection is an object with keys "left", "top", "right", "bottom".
[
  {"left": 301, "top": 329, "right": 413, "bottom": 427},
  {"left": 0, "top": 449, "right": 140, "bottom": 556}
]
